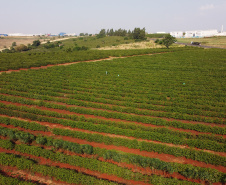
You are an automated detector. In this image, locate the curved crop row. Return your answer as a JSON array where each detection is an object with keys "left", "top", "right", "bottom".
[
  {"left": 52, "top": 127, "right": 226, "bottom": 167},
  {"left": 1, "top": 83, "right": 224, "bottom": 121},
  {"left": 0, "top": 95, "right": 225, "bottom": 135},
  {"left": 1, "top": 87, "right": 224, "bottom": 125},
  {"left": 0, "top": 137, "right": 224, "bottom": 184},
  {"left": 0, "top": 172, "right": 37, "bottom": 185},
  {"left": 0, "top": 114, "right": 225, "bottom": 153},
  {"left": 1, "top": 105, "right": 225, "bottom": 144},
  {"left": 0, "top": 152, "right": 119, "bottom": 185},
  {"left": 0, "top": 124, "right": 225, "bottom": 181}
]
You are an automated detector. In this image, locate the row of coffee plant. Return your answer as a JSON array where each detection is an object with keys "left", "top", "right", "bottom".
[
  {"left": 0, "top": 47, "right": 186, "bottom": 71},
  {"left": 3, "top": 117, "right": 220, "bottom": 168},
  {"left": 0, "top": 133, "right": 225, "bottom": 183},
  {"left": 0, "top": 172, "right": 37, "bottom": 185},
  {"left": 1, "top": 70, "right": 224, "bottom": 120},
  {"left": 0, "top": 102, "right": 225, "bottom": 154},
  {"left": 1, "top": 87, "right": 224, "bottom": 123},
  {"left": 1, "top": 106, "right": 224, "bottom": 144},
  {"left": 0, "top": 114, "right": 224, "bottom": 153},
  {"left": 0, "top": 152, "right": 119, "bottom": 185},
  {"left": 52, "top": 127, "right": 226, "bottom": 166},
  {"left": 0, "top": 95, "right": 225, "bottom": 136}
]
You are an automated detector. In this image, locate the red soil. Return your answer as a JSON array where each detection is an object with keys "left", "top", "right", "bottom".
[
  {"left": 0, "top": 53, "right": 163, "bottom": 74},
  {"left": 1, "top": 114, "right": 224, "bottom": 157},
  {"left": 0, "top": 164, "right": 71, "bottom": 185},
  {"left": 1, "top": 99, "right": 225, "bottom": 135},
  {"left": 0, "top": 123, "right": 225, "bottom": 173},
  {"left": 0, "top": 147, "right": 150, "bottom": 185},
  {"left": 51, "top": 98, "right": 225, "bottom": 127},
  {"left": 0, "top": 133, "right": 223, "bottom": 185},
  {"left": 4, "top": 92, "right": 224, "bottom": 128},
  {"left": 13, "top": 140, "right": 200, "bottom": 183}
]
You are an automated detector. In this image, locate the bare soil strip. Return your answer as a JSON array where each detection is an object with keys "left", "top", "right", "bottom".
[
  {"left": 0, "top": 147, "right": 150, "bottom": 185},
  {"left": 0, "top": 164, "right": 71, "bottom": 185},
  {"left": 47, "top": 98, "right": 225, "bottom": 127},
  {"left": 0, "top": 136, "right": 202, "bottom": 184},
  {"left": 1, "top": 94, "right": 224, "bottom": 128},
  {"left": 0, "top": 100, "right": 225, "bottom": 135},
  {"left": 0, "top": 123, "right": 225, "bottom": 173},
  {"left": 0, "top": 114, "right": 224, "bottom": 157},
  {"left": 0, "top": 53, "right": 165, "bottom": 75}
]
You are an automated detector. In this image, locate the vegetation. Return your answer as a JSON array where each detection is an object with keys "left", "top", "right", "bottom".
[
  {"left": 146, "top": 33, "right": 170, "bottom": 38},
  {"left": 177, "top": 36, "right": 226, "bottom": 48},
  {"left": 0, "top": 173, "right": 37, "bottom": 185},
  {"left": 96, "top": 27, "right": 146, "bottom": 40},
  {"left": 0, "top": 34, "right": 225, "bottom": 184},
  {"left": 162, "top": 35, "right": 177, "bottom": 48},
  {"left": 0, "top": 47, "right": 181, "bottom": 71}
]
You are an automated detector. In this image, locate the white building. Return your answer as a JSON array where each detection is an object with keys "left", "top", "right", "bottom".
[
  {"left": 8, "top": 33, "right": 42, "bottom": 36},
  {"left": 215, "top": 32, "right": 226, "bottom": 36},
  {"left": 170, "top": 31, "right": 184, "bottom": 38},
  {"left": 184, "top": 30, "right": 218, "bottom": 38}
]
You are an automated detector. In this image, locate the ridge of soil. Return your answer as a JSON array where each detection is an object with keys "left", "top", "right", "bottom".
[
  {"left": 3, "top": 92, "right": 224, "bottom": 128},
  {"left": 0, "top": 164, "right": 71, "bottom": 185},
  {"left": 0, "top": 147, "right": 150, "bottom": 185},
  {"left": 1, "top": 112, "right": 225, "bottom": 140},
  {"left": 0, "top": 100, "right": 224, "bottom": 130},
  {"left": 0, "top": 114, "right": 224, "bottom": 157},
  {"left": 0, "top": 123, "right": 225, "bottom": 173},
  {"left": 0, "top": 52, "right": 166, "bottom": 75},
  {"left": 0, "top": 136, "right": 205, "bottom": 184}
]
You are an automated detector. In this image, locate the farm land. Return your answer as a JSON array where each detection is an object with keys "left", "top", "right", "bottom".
[
  {"left": 0, "top": 35, "right": 225, "bottom": 185},
  {"left": 177, "top": 36, "right": 226, "bottom": 48}
]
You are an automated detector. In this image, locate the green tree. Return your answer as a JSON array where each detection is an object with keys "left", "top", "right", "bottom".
[
  {"left": 162, "top": 35, "right": 177, "bottom": 49},
  {"left": 97, "top": 29, "right": 106, "bottom": 38},
  {"left": 132, "top": 27, "right": 146, "bottom": 40},
  {"left": 109, "top": 29, "right": 114, "bottom": 36},
  {"left": 36, "top": 136, "right": 47, "bottom": 145},
  {"left": 15, "top": 44, "right": 28, "bottom": 52},
  {"left": 12, "top": 42, "right": 17, "bottom": 47},
  {"left": 32, "top": 40, "right": 41, "bottom": 47}
]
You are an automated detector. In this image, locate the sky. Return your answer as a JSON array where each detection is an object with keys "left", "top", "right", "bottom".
[{"left": 0, "top": 0, "right": 226, "bottom": 34}]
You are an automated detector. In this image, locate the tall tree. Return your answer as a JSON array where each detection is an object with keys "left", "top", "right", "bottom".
[
  {"left": 132, "top": 28, "right": 146, "bottom": 40},
  {"left": 109, "top": 29, "right": 114, "bottom": 36},
  {"left": 32, "top": 40, "right": 41, "bottom": 47},
  {"left": 97, "top": 29, "right": 106, "bottom": 38},
  {"left": 162, "top": 35, "right": 177, "bottom": 49}
]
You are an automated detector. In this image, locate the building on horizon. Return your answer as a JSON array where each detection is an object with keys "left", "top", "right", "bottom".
[
  {"left": 170, "top": 31, "right": 184, "bottom": 38},
  {"left": 170, "top": 29, "right": 226, "bottom": 38},
  {"left": 184, "top": 30, "right": 218, "bottom": 38}
]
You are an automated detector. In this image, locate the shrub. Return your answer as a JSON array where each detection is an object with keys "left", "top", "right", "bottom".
[
  {"left": 15, "top": 44, "right": 28, "bottom": 52},
  {"left": 32, "top": 40, "right": 41, "bottom": 47}
]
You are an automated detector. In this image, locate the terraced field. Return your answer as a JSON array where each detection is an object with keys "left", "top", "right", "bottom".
[{"left": 0, "top": 47, "right": 225, "bottom": 184}]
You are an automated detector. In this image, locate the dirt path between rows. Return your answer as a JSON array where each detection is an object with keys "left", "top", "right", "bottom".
[
  {"left": 0, "top": 136, "right": 204, "bottom": 184},
  {"left": 1, "top": 99, "right": 225, "bottom": 137},
  {"left": 1, "top": 93, "right": 225, "bottom": 139},
  {"left": 0, "top": 164, "right": 71, "bottom": 185},
  {"left": 1, "top": 93, "right": 224, "bottom": 129},
  {"left": 48, "top": 97, "right": 225, "bottom": 127},
  {"left": 0, "top": 52, "right": 165, "bottom": 75},
  {"left": 0, "top": 123, "right": 225, "bottom": 173},
  {"left": 1, "top": 114, "right": 224, "bottom": 157},
  {"left": 0, "top": 147, "right": 149, "bottom": 185}
]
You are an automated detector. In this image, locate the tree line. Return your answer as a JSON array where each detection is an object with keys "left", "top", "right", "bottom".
[{"left": 97, "top": 28, "right": 146, "bottom": 40}]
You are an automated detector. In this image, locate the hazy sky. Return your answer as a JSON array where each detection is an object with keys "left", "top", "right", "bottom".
[{"left": 1, "top": 0, "right": 226, "bottom": 34}]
